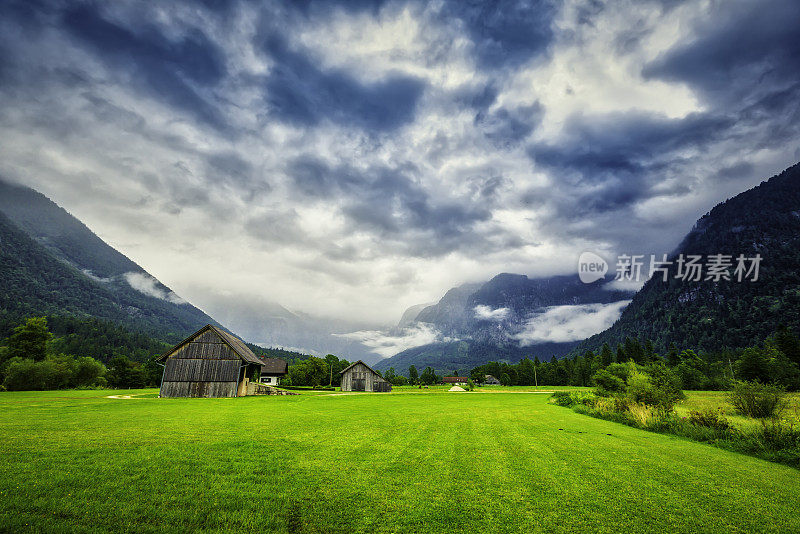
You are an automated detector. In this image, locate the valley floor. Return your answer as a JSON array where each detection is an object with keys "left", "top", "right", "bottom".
[{"left": 0, "top": 388, "right": 798, "bottom": 533}]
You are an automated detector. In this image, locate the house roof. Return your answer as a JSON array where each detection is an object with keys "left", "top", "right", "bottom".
[
  {"left": 339, "top": 359, "right": 383, "bottom": 378},
  {"left": 443, "top": 376, "right": 469, "bottom": 382},
  {"left": 157, "top": 324, "right": 265, "bottom": 367},
  {"left": 259, "top": 357, "right": 288, "bottom": 375}
]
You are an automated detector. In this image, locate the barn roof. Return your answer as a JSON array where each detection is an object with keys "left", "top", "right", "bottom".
[
  {"left": 157, "top": 324, "right": 264, "bottom": 366},
  {"left": 339, "top": 359, "right": 383, "bottom": 377},
  {"left": 443, "top": 376, "right": 469, "bottom": 383}
]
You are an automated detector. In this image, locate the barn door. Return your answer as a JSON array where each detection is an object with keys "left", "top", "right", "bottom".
[{"left": 352, "top": 378, "right": 366, "bottom": 391}]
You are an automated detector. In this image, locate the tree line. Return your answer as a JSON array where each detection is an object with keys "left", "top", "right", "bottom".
[
  {"left": 466, "top": 327, "right": 800, "bottom": 391},
  {"left": 0, "top": 317, "right": 164, "bottom": 390}
]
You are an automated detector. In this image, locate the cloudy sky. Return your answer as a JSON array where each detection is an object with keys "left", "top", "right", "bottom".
[{"left": 1, "top": 0, "right": 799, "bottom": 330}]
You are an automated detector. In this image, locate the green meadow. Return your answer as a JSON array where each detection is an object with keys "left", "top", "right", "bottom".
[
  {"left": 676, "top": 390, "right": 800, "bottom": 429},
  {"left": 1, "top": 388, "right": 799, "bottom": 533}
]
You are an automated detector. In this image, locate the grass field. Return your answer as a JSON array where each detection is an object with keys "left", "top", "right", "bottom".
[
  {"left": 1, "top": 388, "right": 799, "bottom": 533},
  {"left": 676, "top": 391, "right": 800, "bottom": 429}
]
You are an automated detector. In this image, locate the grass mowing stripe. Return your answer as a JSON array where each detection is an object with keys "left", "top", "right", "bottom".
[{"left": 1, "top": 389, "right": 799, "bottom": 533}]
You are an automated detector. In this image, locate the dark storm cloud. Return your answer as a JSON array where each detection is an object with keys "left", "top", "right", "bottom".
[
  {"left": 2, "top": 0, "right": 800, "bottom": 328},
  {"left": 454, "top": 83, "right": 498, "bottom": 111},
  {"left": 476, "top": 103, "right": 542, "bottom": 148},
  {"left": 531, "top": 112, "right": 732, "bottom": 181},
  {"left": 62, "top": 4, "right": 228, "bottom": 130},
  {"left": 204, "top": 151, "right": 268, "bottom": 194},
  {"left": 438, "top": 0, "right": 556, "bottom": 68},
  {"left": 262, "top": 36, "right": 425, "bottom": 131},
  {"left": 548, "top": 0, "right": 800, "bottom": 218},
  {"left": 643, "top": 1, "right": 800, "bottom": 100},
  {"left": 287, "top": 156, "right": 366, "bottom": 198},
  {"left": 527, "top": 110, "right": 740, "bottom": 217},
  {"left": 287, "top": 155, "right": 492, "bottom": 255},
  {"left": 288, "top": 0, "right": 557, "bottom": 70}
]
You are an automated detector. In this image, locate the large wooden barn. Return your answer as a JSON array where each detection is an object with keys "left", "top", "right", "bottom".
[
  {"left": 340, "top": 360, "right": 392, "bottom": 392},
  {"left": 157, "top": 324, "right": 286, "bottom": 398}
]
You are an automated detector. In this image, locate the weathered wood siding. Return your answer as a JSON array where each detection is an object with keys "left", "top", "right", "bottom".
[
  {"left": 160, "top": 335, "right": 243, "bottom": 398},
  {"left": 164, "top": 358, "right": 240, "bottom": 382},
  {"left": 340, "top": 362, "right": 391, "bottom": 392},
  {"left": 160, "top": 381, "right": 237, "bottom": 398}
]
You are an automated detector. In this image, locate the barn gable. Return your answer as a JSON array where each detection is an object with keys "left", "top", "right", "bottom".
[
  {"left": 158, "top": 325, "right": 266, "bottom": 398},
  {"left": 339, "top": 360, "right": 392, "bottom": 393}
]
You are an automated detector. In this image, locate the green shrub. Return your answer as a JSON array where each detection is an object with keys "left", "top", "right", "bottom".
[
  {"left": 758, "top": 421, "right": 800, "bottom": 450},
  {"left": 572, "top": 404, "right": 590, "bottom": 415},
  {"left": 626, "top": 364, "right": 684, "bottom": 412},
  {"left": 73, "top": 356, "right": 107, "bottom": 387},
  {"left": 728, "top": 381, "right": 789, "bottom": 419},
  {"left": 688, "top": 409, "right": 732, "bottom": 431},
  {"left": 550, "top": 391, "right": 573, "bottom": 406},
  {"left": 593, "top": 368, "right": 625, "bottom": 396},
  {"left": 2, "top": 358, "right": 59, "bottom": 390},
  {"left": 574, "top": 392, "right": 598, "bottom": 407},
  {"left": 593, "top": 396, "right": 628, "bottom": 414},
  {"left": 549, "top": 391, "right": 598, "bottom": 407}
]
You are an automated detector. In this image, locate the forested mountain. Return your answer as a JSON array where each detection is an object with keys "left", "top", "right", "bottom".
[
  {"left": 414, "top": 273, "right": 630, "bottom": 342},
  {"left": 577, "top": 162, "right": 800, "bottom": 355},
  {"left": 0, "top": 179, "right": 218, "bottom": 341},
  {"left": 375, "top": 273, "right": 633, "bottom": 373}
]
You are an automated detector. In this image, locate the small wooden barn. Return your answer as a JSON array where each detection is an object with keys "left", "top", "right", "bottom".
[
  {"left": 157, "top": 324, "right": 284, "bottom": 398},
  {"left": 340, "top": 360, "right": 392, "bottom": 392}
]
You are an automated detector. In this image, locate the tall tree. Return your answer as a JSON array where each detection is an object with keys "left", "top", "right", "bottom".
[
  {"left": 408, "top": 365, "right": 418, "bottom": 385},
  {"left": 599, "top": 343, "right": 613, "bottom": 367},
  {"left": 324, "top": 354, "right": 339, "bottom": 386},
  {"left": 737, "top": 347, "right": 770, "bottom": 382},
  {"left": 666, "top": 343, "right": 681, "bottom": 367},
  {"left": 7, "top": 317, "right": 52, "bottom": 362},
  {"left": 420, "top": 366, "right": 437, "bottom": 385},
  {"left": 774, "top": 327, "right": 800, "bottom": 365},
  {"left": 643, "top": 340, "right": 656, "bottom": 363}
]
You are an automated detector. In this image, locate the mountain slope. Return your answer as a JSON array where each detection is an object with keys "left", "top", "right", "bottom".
[
  {"left": 577, "top": 161, "right": 800, "bottom": 354},
  {"left": 375, "top": 273, "right": 633, "bottom": 373},
  {"left": 415, "top": 273, "right": 632, "bottom": 344},
  {"left": 0, "top": 180, "right": 146, "bottom": 279},
  {"left": 0, "top": 180, "right": 218, "bottom": 341}
]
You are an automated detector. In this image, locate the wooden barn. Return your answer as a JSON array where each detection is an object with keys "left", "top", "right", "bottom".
[
  {"left": 157, "top": 324, "right": 285, "bottom": 398},
  {"left": 340, "top": 360, "right": 392, "bottom": 392}
]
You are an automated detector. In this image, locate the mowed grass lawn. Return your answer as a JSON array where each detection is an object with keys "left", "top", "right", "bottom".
[{"left": 1, "top": 389, "right": 799, "bottom": 533}]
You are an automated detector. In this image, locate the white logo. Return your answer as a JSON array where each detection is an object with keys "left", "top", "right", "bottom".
[{"left": 578, "top": 252, "right": 608, "bottom": 284}]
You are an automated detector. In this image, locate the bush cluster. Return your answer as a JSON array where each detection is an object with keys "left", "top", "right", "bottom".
[
  {"left": 551, "top": 379, "right": 800, "bottom": 468},
  {"left": 2, "top": 354, "right": 106, "bottom": 391},
  {"left": 1, "top": 318, "right": 163, "bottom": 390},
  {"left": 687, "top": 409, "right": 732, "bottom": 431},
  {"left": 727, "top": 381, "right": 789, "bottom": 419}
]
